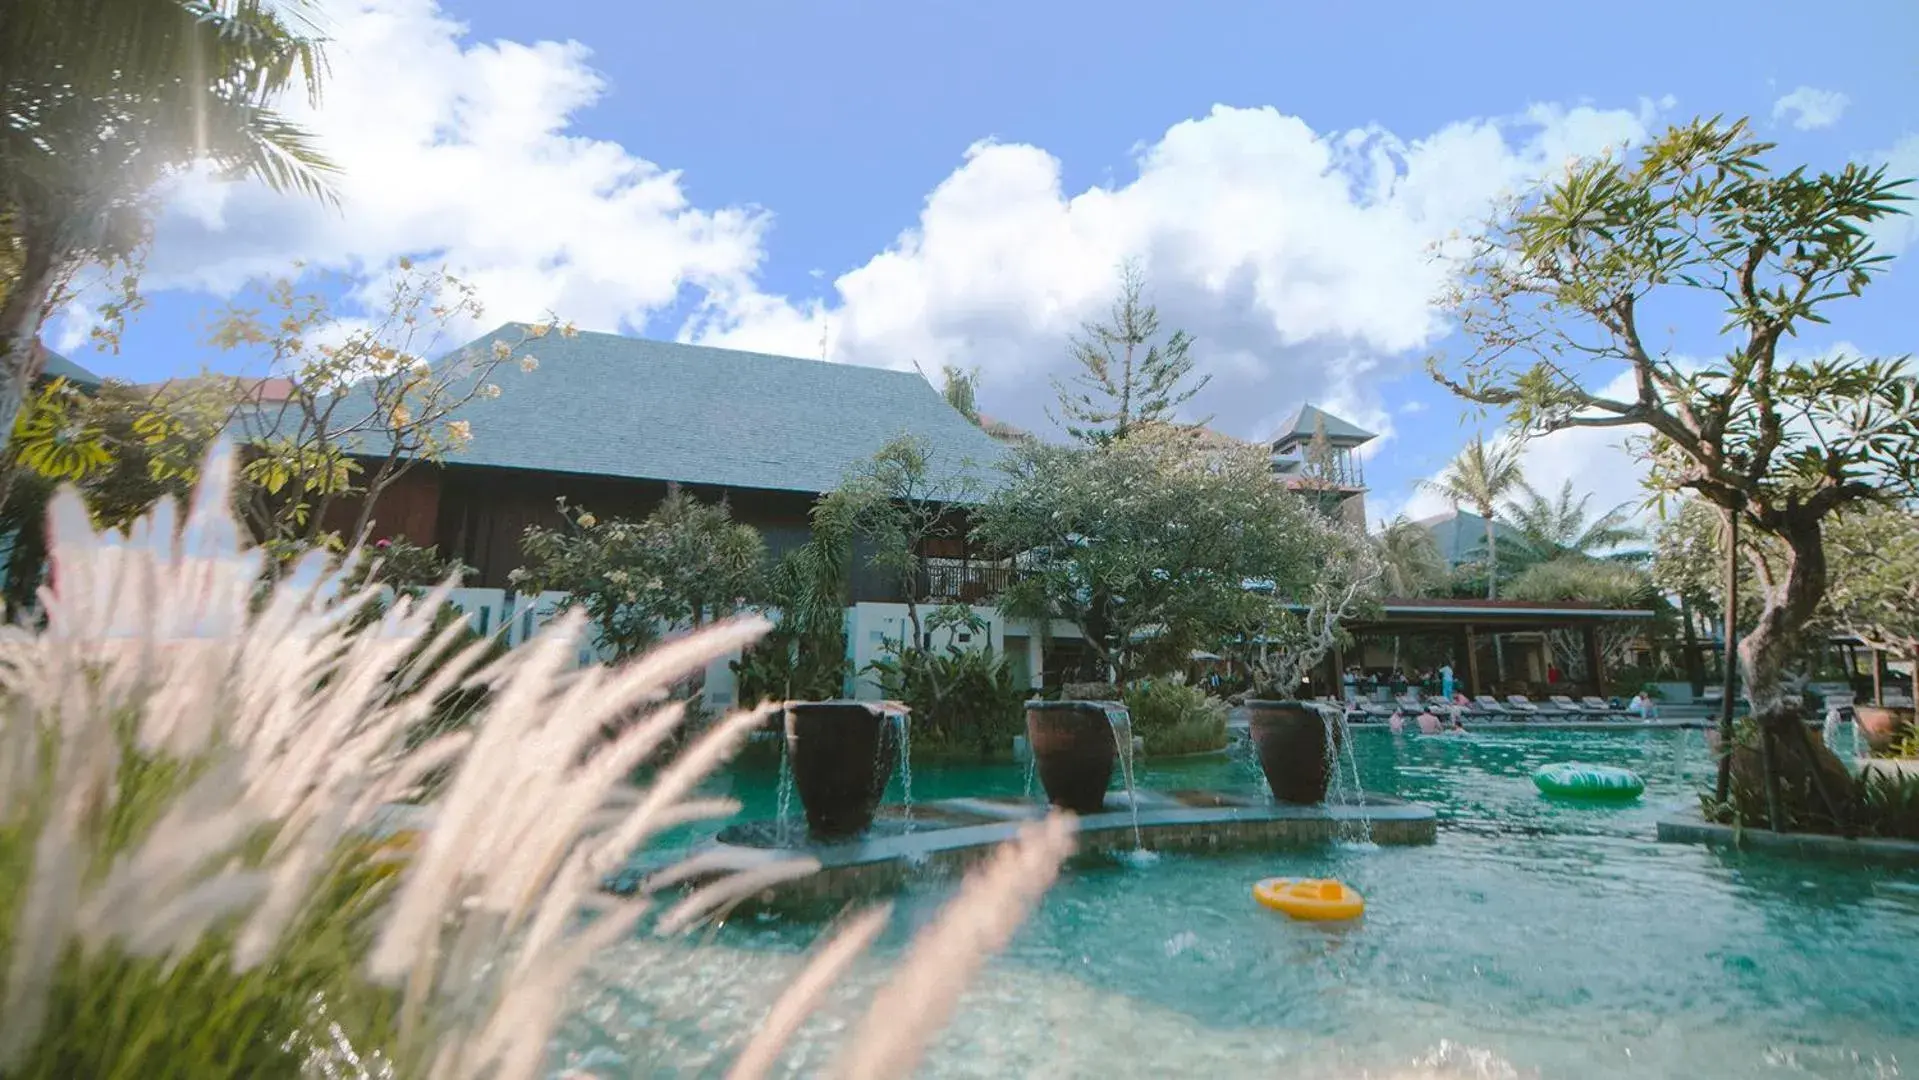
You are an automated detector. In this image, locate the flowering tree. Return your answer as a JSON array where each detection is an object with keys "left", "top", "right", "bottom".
[
  {"left": 201, "top": 262, "right": 565, "bottom": 558},
  {"left": 974, "top": 424, "right": 1333, "bottom": 685},
  {"left": 1429, "top": 117, "right": 1918, "bottom": 820},
  {"left": 515, "top": 488, "right": 766, "bottom": 662},
  {"left": 1238, "top": 513, "right": 1384, "bottom": 700}
]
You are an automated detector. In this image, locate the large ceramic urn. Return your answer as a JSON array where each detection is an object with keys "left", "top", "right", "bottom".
[
  {"left": 1025, "top": 700, "right": 1129, "bottom": 814},
  {"left": 1855, "top": 705, "right": 1916, "bottom": 755},
  {"left": 784, "top": 701, "right": 902, "bottom": 840},
  {"left": 1245, "top": 699, "right": 1341, "bottom": 805}
]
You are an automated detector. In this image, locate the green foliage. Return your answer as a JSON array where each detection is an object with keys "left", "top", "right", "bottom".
[
  {"left": 1431, "top": 115, "right": 1918, "bottom": 734},
  {"left": 0, "top": 726, "right": 400, "bottom": 1079},
  {"left": 1123, "top": 679, "right": 1229, "bottom": 756},
  {"left": 732, "top": 502, "right": 856, "bottom": 707},
  {"left": 1857, "top": 769, "right": 1919, "bottom": 841},
  {"left": 825, "top": 433, "right": 979, "bottom": 639},
  {"left": 1374, "top": 515, "right": 1447, "bottom": 598},
  {"left": 975, "top": 425, "right": 1333, "bottom": 684},
  {"left": 1502, "top": 479, "right": 1643, "bottom": 563},
  {"left": 1049, "top": 260, "right": 1211, "bottom": 445},
  {"left": 516, "top": 487, "right": 765, "bottom": 661},
  {"left": 870, "top": 638, "right": 1027, "bottom": 761},
  {"left": 1419, "top": 436, "right": 1525, "bottom": 599},
  {"left": 1, "top": 0, "right": 338, "bottom": 456},
  {"left": 1505, "top": 556, "right": 1655, "bottom": 607},
  {"left": 1822, "top": 503, "right": 1919, "bottom": 661},
  {"left": 939, "top": 365, "right": 982, "bottom": 424}
]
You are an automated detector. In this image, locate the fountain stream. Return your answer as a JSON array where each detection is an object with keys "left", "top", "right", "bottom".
[
  {"left": 774, "top": 739, "right": 797, "bottom": 846},
  {"left": 891, "top": 710, "right": 914, "bottom": 831},
  {"left": 1319, "top": 704, "right": 1373, "bottom": 846},
  {"left": 1106, "top": 705, "right": 1144, "bottom": 850}
]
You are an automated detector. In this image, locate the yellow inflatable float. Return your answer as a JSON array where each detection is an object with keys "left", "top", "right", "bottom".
[{"left": 1253, "top": 878, "right": 1364, "bottom": 922}]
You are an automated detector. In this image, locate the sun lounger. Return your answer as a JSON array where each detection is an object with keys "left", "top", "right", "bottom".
[
  {"left": 1506, "top": 695, "right": 1542, "bottom": 715},
  {"left": 1431, "top": 696, "right": 1478, "bottom": 718},
  {"left": 1548, "top": 695, "right": 1583, "bottom": 717},
  {"left": 1395, "top": 693, "right": 1426, "bottom": 713},
  {"left": 1474, "top": 695, "right": 1513, "bottom": 717},
  {"left": 1578, "top": 696, "right": 1618, "bottom": 717},
  {"left": 1359, "top": 701, "right": 1398, "bottom": 721}
]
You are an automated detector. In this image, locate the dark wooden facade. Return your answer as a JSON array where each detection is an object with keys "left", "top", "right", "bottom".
[{"left": 332, "top": 462, "right": 1008, "bottom": 605}]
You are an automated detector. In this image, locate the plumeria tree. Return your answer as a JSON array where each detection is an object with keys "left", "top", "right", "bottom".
[
  {"left": 974, "top": 423, "right": 1333, "bottom": 685},
  {"left": 205, "top": 263, "right": 566, "bottom": 558},
  {"left": 1239, "top": 514, "right": 1384, "bottom": 701},
  {"left": 515, "top": 488, "right": 766, "bottom": 662},
  {"left": 1430, "top": 116, "right": 1918, "bottom": 823}
]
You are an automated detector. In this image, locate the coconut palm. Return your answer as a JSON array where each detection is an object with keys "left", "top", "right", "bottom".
[
  {"left": 0, "top": 0, "right": 337, "bottom": 448},
  {"left": 1503, "top": 479, "right": 1643, "bottom": 562},
  {"left": 1375, "top": 514, "right": 1446, "bottom": 598},
  {"left": 1419, "top": 435, "right": 1525, "bottom": 599}
]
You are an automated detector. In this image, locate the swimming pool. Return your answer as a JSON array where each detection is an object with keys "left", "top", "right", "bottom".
[{"left": 556, "top": 727, "right": 1919, "bottom": 1078}]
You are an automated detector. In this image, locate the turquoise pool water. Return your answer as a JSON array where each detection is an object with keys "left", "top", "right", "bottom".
[{"left": 557, "top": 728, "right": 1919, "bottom": 1078}]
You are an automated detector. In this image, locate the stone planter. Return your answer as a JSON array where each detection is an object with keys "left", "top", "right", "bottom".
[
  {"left": 784, "top": 701, "right": 901, "bottom": 840},
  {"left": 1246, "top": 699, "right": 1341, "bottom": 805},
  {"left": 1026, "top": 700, "right": 1128, "bottom": 814},
  {"left": 1856, "top": 705, "right": 1916, "bottom": 755}
]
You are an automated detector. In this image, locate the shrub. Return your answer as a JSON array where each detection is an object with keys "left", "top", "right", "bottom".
[
  {"left": 1857, "top": 768, "right": 1919, "bottom": 841},
  {"left": 871, "top": 644, "right": 1028, "bottom": 760},
  {"left": 1124, "top": 679, "right": 1229, "bottom": 756}
]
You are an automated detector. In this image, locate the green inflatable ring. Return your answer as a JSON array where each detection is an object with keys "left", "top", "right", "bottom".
[{"left": 1532, "top": 762, "right": 1644, "bottom": 800}]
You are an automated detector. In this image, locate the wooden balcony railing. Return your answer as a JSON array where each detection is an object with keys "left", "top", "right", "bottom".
[{"left": 917, "top": 558, "right": 1017, "bottom": 604}]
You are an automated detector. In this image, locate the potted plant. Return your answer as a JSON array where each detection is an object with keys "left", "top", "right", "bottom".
[
  {"left": 784, "top": 701, "right": 905, "bottom": 839},
  {"left": 1237, "top": 521, "right": 1382, "bottom": 805}
]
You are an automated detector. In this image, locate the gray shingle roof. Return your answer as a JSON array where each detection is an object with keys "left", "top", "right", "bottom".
[
  {"left": 1414, "top": 509, "right": 1528, "bottom": 568},
  {"left": 247, "top": 325, "right": 1011, "bottom": 500},
  {"left": 38, "top": 347, "right": 102, "bottom": 389},
  {"left": 1274, "top": 403, "right": 1374, "bottom": 446}
]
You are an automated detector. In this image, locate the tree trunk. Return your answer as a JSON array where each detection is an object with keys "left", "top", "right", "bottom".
[
  {"left": 1729, "top": 512, "right": 1854, "bottom": 830},
  {"left": 1482, "top": 511, "right": 1498, "bottom": 600}
]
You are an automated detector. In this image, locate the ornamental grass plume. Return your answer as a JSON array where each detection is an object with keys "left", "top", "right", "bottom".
[{"left": 0, "top": 442, "right": 1076, "bottom": 1080}]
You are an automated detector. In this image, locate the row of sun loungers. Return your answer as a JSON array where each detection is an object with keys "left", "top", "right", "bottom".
[{"left": 1321, "top": 693, "right": 1638, "bottom": 723}]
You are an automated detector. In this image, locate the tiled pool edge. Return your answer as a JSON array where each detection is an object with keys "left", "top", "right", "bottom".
[
  {"left": 1656, "top": 804, "right": 1919, "bottom": 867},
  {"left": 608, "top": 799, "right": 1437, "bottom": 903}
]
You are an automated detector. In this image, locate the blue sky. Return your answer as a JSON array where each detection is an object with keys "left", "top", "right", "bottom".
[{"left": 53, "top": 0, "right": 1919, "bottom": 522}]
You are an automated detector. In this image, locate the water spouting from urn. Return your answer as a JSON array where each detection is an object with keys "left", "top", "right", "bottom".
[
  {"left": 1319, "top": 703, "right": 1373, "bottom": 846},
  {"left": 1107, "top": 705, "right": 1145, "bottom": 851},
  {"left": 891, "top": 709, "right": 915, "bottom": 831}
]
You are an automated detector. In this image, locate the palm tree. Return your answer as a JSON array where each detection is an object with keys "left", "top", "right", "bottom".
[
  {"left": 0, "top": 0, "right": 337, "bottom": 449},
  {"left": 1375, "top": 515, "right": 1445, "bottom": 598},
  {"left": 1503, "top": 479, "right": 1643, "bottom": 562},
  {"left": 1419, "top": 435, "right": 1525, "bottom": 599}
]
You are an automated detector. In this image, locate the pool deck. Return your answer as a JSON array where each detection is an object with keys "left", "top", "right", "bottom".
[
  {"left": 1656, "top": 804, "right": 1919, "bottom": 867},
  {"left": 606, "top": 789, "right": 1436, "bottom": 902}
]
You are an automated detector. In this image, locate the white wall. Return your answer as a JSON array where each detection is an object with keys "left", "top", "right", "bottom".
[
  {"left": 846, "top": 602, "right": 1008, "bottom": 699},
  {"left": 433, "top": 591, "right": 1081, "bottom": 709}
]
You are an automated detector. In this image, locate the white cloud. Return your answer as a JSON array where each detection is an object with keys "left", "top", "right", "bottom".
[
  {"left": 135, "top": 0, "right": 770, "bottom": 339},
  {"left": 119, "top": 0, "right": 1677, "bottom": 468},
  {"left": 1772, "top": 86, "right": 1850, "bottom": 131},
  {"left": 1866, "top": 133, "right": 1919, "bottom": 256},
  {"left": 692, "top": 99, "right": 1670, "bottom": 444}
]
